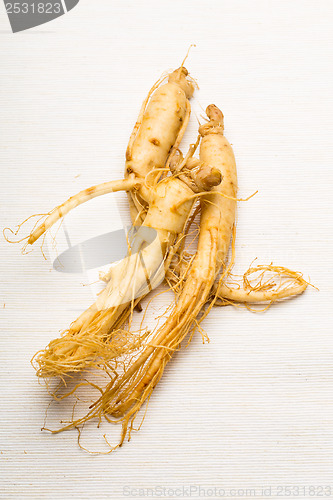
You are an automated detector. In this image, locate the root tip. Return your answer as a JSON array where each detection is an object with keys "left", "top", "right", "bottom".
[{"left": 206, "top": 104, "right": 224, "bottom": 124}]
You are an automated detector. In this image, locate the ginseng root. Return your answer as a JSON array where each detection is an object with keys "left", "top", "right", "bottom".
[
  {"left": 6, "top": 62, "right": 310, "bottom": 453},
  {"left": 34, "top": 163, "right": 221, "bottom": 378},
  {"left": 27, "top": 178, "right": 139, "bottom": 245},
  {"left": 46, "top": 105, "right": 237, "bottom": 445},
  {"left": 213, "top": 264, "right": 308, "bottom": 305},
  {"left": 125, "top": 66, "right": 195, "bottom": 223},
  {"left": 77, "top": 106, "right": 309, "bottom": 448}
]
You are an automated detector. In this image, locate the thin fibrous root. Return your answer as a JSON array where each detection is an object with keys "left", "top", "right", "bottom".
[
  {"left": 213, "top": 264, "right": 310, "bottom": 306},
  {"left": 27, "top": 178, "right": 140, "bottom": 245},
  {"left": 32, "top": 327, "right": 147, "bottom": 378}
]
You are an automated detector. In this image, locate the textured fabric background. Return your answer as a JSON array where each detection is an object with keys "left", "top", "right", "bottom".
[{"left": 1, "top": 1, "right": 332, "bottom": 498}]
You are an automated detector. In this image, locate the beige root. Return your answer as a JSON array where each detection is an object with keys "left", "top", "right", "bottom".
[
  {"left": 37, "top": 105, "right": 310, "bottom": 453},
  {"left": 213, "top": 264, "right": 308, "bottom": 305},
  {"left": 26, "top": 66, "right": 197, "bottom": 379},
  {"left": 12, "top": 67, "right": 195, "bottom": 248},
  {"left": 125, "top": 67, "right": 195, "bottom": 224},
  {"left": 27, "top": 178, "right": 139, "bottom": 245},
  {"left": 101, "top": 105, "right": 238, "bottom": 441},
  {"left": 33, "top": 164, "right": 221, "bottom": 379},
  {"left": 46, "top": 105, "right": 237, "bottom": 445}
]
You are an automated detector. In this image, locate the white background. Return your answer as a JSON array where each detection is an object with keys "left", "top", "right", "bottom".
[{"left": 1, "top": 1, "right": 333, "bottom": 498}]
